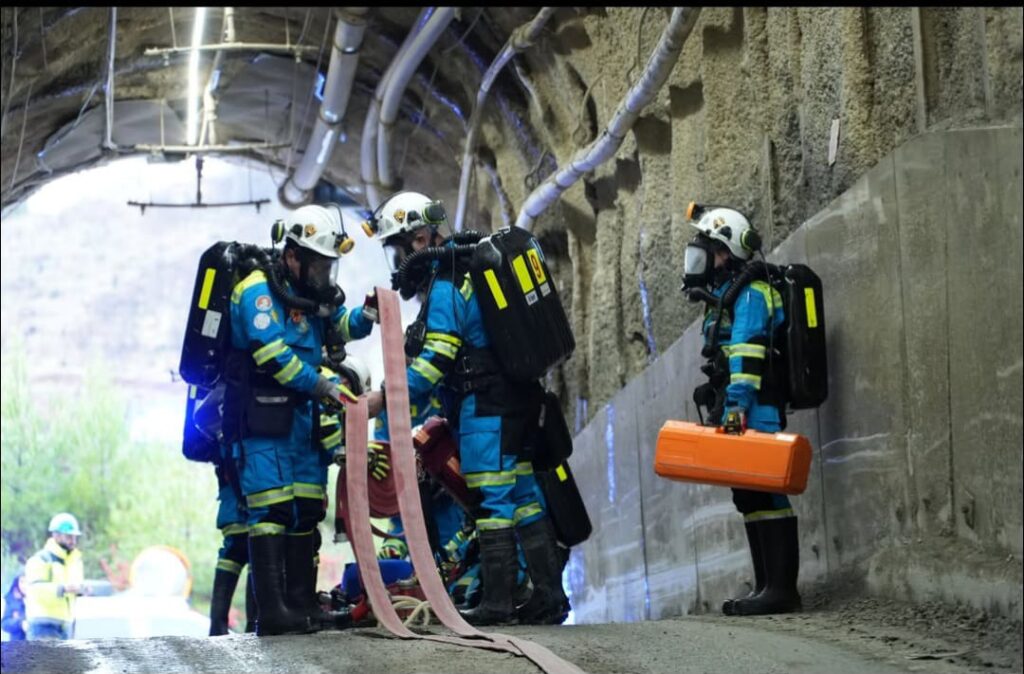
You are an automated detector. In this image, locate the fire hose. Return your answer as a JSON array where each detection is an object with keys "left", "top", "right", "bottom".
[{"left": 342, "top": 288, "right": 586, "bottom": 674}]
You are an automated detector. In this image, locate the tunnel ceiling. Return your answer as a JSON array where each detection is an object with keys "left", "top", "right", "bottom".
[{"left": 0, "top": 6, "right": 547, "bottom": 214}]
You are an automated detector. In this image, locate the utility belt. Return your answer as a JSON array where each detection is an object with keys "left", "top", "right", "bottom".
[
  {"left": 222, "top": 349, "right": 310, "bottom": 443},
  {"left": 448, "top": 347, "right": 506, "bottom": 396}
]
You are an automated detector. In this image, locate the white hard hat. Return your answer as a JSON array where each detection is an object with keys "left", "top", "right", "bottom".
[
  {"left": 275, "top": 204, "right": 353, "bottom": 258},
  {"left": 49, "top": 513, "right": 82, "bottom": 536},
  {"left": 361, "top": 191, "right": 447, "bottom": 243},
  {"left": 686, "top": 202, "right": 761, "bottom": 261},
  {"left": 336, "top": 355, "right": 372, "bottom": 396}
]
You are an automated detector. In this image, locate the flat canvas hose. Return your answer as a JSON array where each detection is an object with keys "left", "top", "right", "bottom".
[{"left": 341, "top": 288, "right": 587, "bottom": 674}]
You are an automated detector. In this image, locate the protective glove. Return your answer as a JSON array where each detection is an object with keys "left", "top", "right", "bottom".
[
  {"left": 722, "top": 406, "right": 747, "bottom": 435},
  {"left": 362, "top": 290, "right": 380, "bottom": 324},
  {"left": 367, "top": 442, "right": 391, "bottom": 482},
  {"left": 313, "top": 374, "right": 359, "bottom": 411}
]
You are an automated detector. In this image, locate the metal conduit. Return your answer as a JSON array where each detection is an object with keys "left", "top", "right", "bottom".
[
  {"left": 361, "top": 7, "right": 434, "bottom": 210},
  {"left": 280, "top": 7, "right": 369, "bottom": 208},
  {"left": 375, "top": 7, "right": 456, "bottom": 194},
  {"left": 515, "top": 7, "right": 701, "bottom": 231},
  {"left": 453, "top": 7, "right": 555, "bottom": 232}
]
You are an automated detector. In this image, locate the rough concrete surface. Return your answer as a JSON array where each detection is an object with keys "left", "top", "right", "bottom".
[{"left": 3, "top": 586, "right": 1021, "bottom": 674}]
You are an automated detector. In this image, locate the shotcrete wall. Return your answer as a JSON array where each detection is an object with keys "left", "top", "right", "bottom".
[
  {"left": 459, "top": 7, "right": 1024, "bottom": 427},
  {"left": 561, "top": 126, "right": 1024, "bottom": 623}
]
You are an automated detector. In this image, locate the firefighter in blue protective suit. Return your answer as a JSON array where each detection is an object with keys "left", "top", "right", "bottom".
[
  {"left": 363, "top": 191, "right": 569, "bottom": 626},
  {"left": 190, "top": 382, "right": 256, "bottom": 636},
  {"left": 222, "top": 204, "right": 377, "bottom": 636},
  {"left": 682, "top": 204, "right": 801, "bottom": 616}
]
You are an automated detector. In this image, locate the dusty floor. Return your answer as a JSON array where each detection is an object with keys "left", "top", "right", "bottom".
[{"left": 3, "top": 585, "right": 1020, "bottom": 674}]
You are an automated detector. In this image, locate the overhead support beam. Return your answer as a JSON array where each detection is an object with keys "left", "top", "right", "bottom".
[
  {"left": 132, "top": 142, "right": 290, "bottom": 155},
  {"left": 144, "top": 42, "right": 320, "bottom": 58}
]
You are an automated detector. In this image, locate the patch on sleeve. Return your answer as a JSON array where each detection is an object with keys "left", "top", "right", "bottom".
[
  {"left": 253, "top": 313, "right": 272, "bottom": 330},
  {"left": 255, "top": 294, "right": 272, "bottom": 311}
]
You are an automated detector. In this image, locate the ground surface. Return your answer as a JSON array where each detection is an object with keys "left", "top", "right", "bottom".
[{"left": 3, "top": 586, "right": 1021, "bottom": 674}]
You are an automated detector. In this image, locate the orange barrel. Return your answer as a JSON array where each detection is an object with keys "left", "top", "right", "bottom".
[{"left": 654, "top": 421, "right": 812, "bottom": 494}]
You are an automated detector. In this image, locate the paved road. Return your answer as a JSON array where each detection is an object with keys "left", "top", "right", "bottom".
[{"left": 1, "top": 612, "right": 1005, "bottom": 674}]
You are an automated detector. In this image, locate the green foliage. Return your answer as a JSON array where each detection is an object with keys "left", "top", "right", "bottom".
[{"left": 1, "top": 348, "right": 227, "bottom": 623}]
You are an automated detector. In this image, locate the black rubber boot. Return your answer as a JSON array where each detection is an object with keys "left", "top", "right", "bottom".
[
  {"left": 515, "top": 517, "right": 570, "bottom": 625},
  {"left": 209, "top": 567, "right": 241, "bottom": 636},
  {"left": 284, "top": 533, "right": 322, "bottom": 633},
  {"left": 244, "top": 571, "right": 257, "bottom": 633},
  {"left": 249, "top": 534, "right": 316, "bottom": 636},
  {"left": 722, "top": 521, "right": 766, "bottom": 615},
  {"left": 731, "top": 516, "right": 802, "bottom": 616},
  {"left": 459, "top": 528, "right": 519, "bottom": 626}
]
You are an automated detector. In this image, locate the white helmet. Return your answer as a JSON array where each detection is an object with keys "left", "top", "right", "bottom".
[
  {"left": 273, "top": 204, "right": 354, "bottom": 258},
  {"left": 685, "top": 202, "right": 761, "bottom": 261},
  {"left": 336, "top": 354, "right": 372, "bottom": 396},
  {"left": 49, "top": 512, "right": 82, "bottom": 536},
  {"left": 361, "top": 191, "right": 447, "bottom": 244}
]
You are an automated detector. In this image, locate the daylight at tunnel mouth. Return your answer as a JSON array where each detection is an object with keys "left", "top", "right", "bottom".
[{"left": 1, "top": 6, "right": 1021, "bottom": 674}]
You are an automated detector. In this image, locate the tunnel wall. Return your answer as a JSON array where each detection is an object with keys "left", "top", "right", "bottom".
[{"left": 562, "top": 126, "right": 1024, "bottom": 623}]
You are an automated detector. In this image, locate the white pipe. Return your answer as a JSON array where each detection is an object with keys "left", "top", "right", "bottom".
[
  {"left": 280, "top": 7, "right": 369, "bottom": 208},
  {"left": 200, "top": 7, "right": 234, "bottom": 147},
  {"left": 186, "top": 7, "right": 208, "bottom": 146},
  {"left": 376, "top": 7, "right": 456, "bottom": 193},
  {"left": 453, "top": 7, "right": 555, "bottom": 232},
  {"left": 103, "top": 7, "right": 117, "bottom": 150},
  {"left": 515, "top": 7, "right": 700, "bottom": 231},
  {"left": 361, "top": 8, "right": 433, "bottom": 209}
]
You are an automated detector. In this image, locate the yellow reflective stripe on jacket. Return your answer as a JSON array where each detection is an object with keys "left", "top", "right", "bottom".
[
  {"left": 293, "top": 482, "right": 325, "bottom": 500},
  {"left": 425, "top": 332, "right": 462, "bottom": 347},
  {"left": 749, "top": 280, "right": 783, "bottom": 311},
  {"left": 220, "top": 523, "right": 249, "bottom": 537},
  {"left": 460, "top": 275, "right": 474, "bottom": 301},
  {"left": 336, "top": 309, "right": 354, "bottom": 342},
  {"left": 253, "top": 338, "right": 288, "bottom": 365},
  {"left": 411, "top": 357, "right": 444, "bottom": 384},
  {"left": 465, "top": 471, "right": 517, "bottom": 488},
  {"left": 744, "top": 507, "right": 795, "bottom": 523},
  {"left": 321, "top": 428, "right": 342, "bottom": 450},
  {"left": 247, "top": 485, "right": 294, "bottom": 508},
  {"left": 216, "top": 558, "right": 243, "bottom": 575},
  {"left": 249, "top": 522, "right": 287, "bottom": 537},
  {"left": 725, "top": 343, "right": 766, "bottom": 359},
  {"left": 23, "top": 539, "right": 83, "bottom": 624},
  {"left": 476, "top": 517, "right": 514, "bottom": 531},
  {"left": 424, "top": 339, "right": 459, "bottom": 359},
  {"left": 513, "top": 502, "right": 543, "bottom": 524},
  {"left": 274, "top": 354, "right": 303, "bottom": 384},
  {"left": 515, "top": 462, "right": 533, "bottom": 476},
  {"left": 231, "top": 270, "right": 267, "bottom": 304},
  {"left": 730, "top": 372, "right": 762, "bottom": 388}
]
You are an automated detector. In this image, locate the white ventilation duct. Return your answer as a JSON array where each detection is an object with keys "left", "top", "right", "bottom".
[
  {"left": 360, "top": 8, "right": 434, "bottom": 210},
  {"left": 453, "top": 7, "right": 556, "bottom": 232},
  {"left": 375, "top": 7, "right": 456, "bottom": 195},
  {"left": 280, "top": 8, "right": 369, "bottom": 208},
  {"left": 515, "top": 7, "right": 700, "bottom": 231}
]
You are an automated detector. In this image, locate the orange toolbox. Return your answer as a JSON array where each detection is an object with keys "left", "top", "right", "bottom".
[{"left": 654, "top": 421, "right": 812, "bottom": 494}]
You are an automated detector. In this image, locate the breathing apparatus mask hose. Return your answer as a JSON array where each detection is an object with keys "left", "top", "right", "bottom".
[
  {"left": 248, "top": 247, "right": 344, "bottom": 316},
  {"left": 392, "top": 243, "right": 478, "bottom": 300},
  {"left": 701, "top": 261, "right": 774, "bottom": 358}
]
